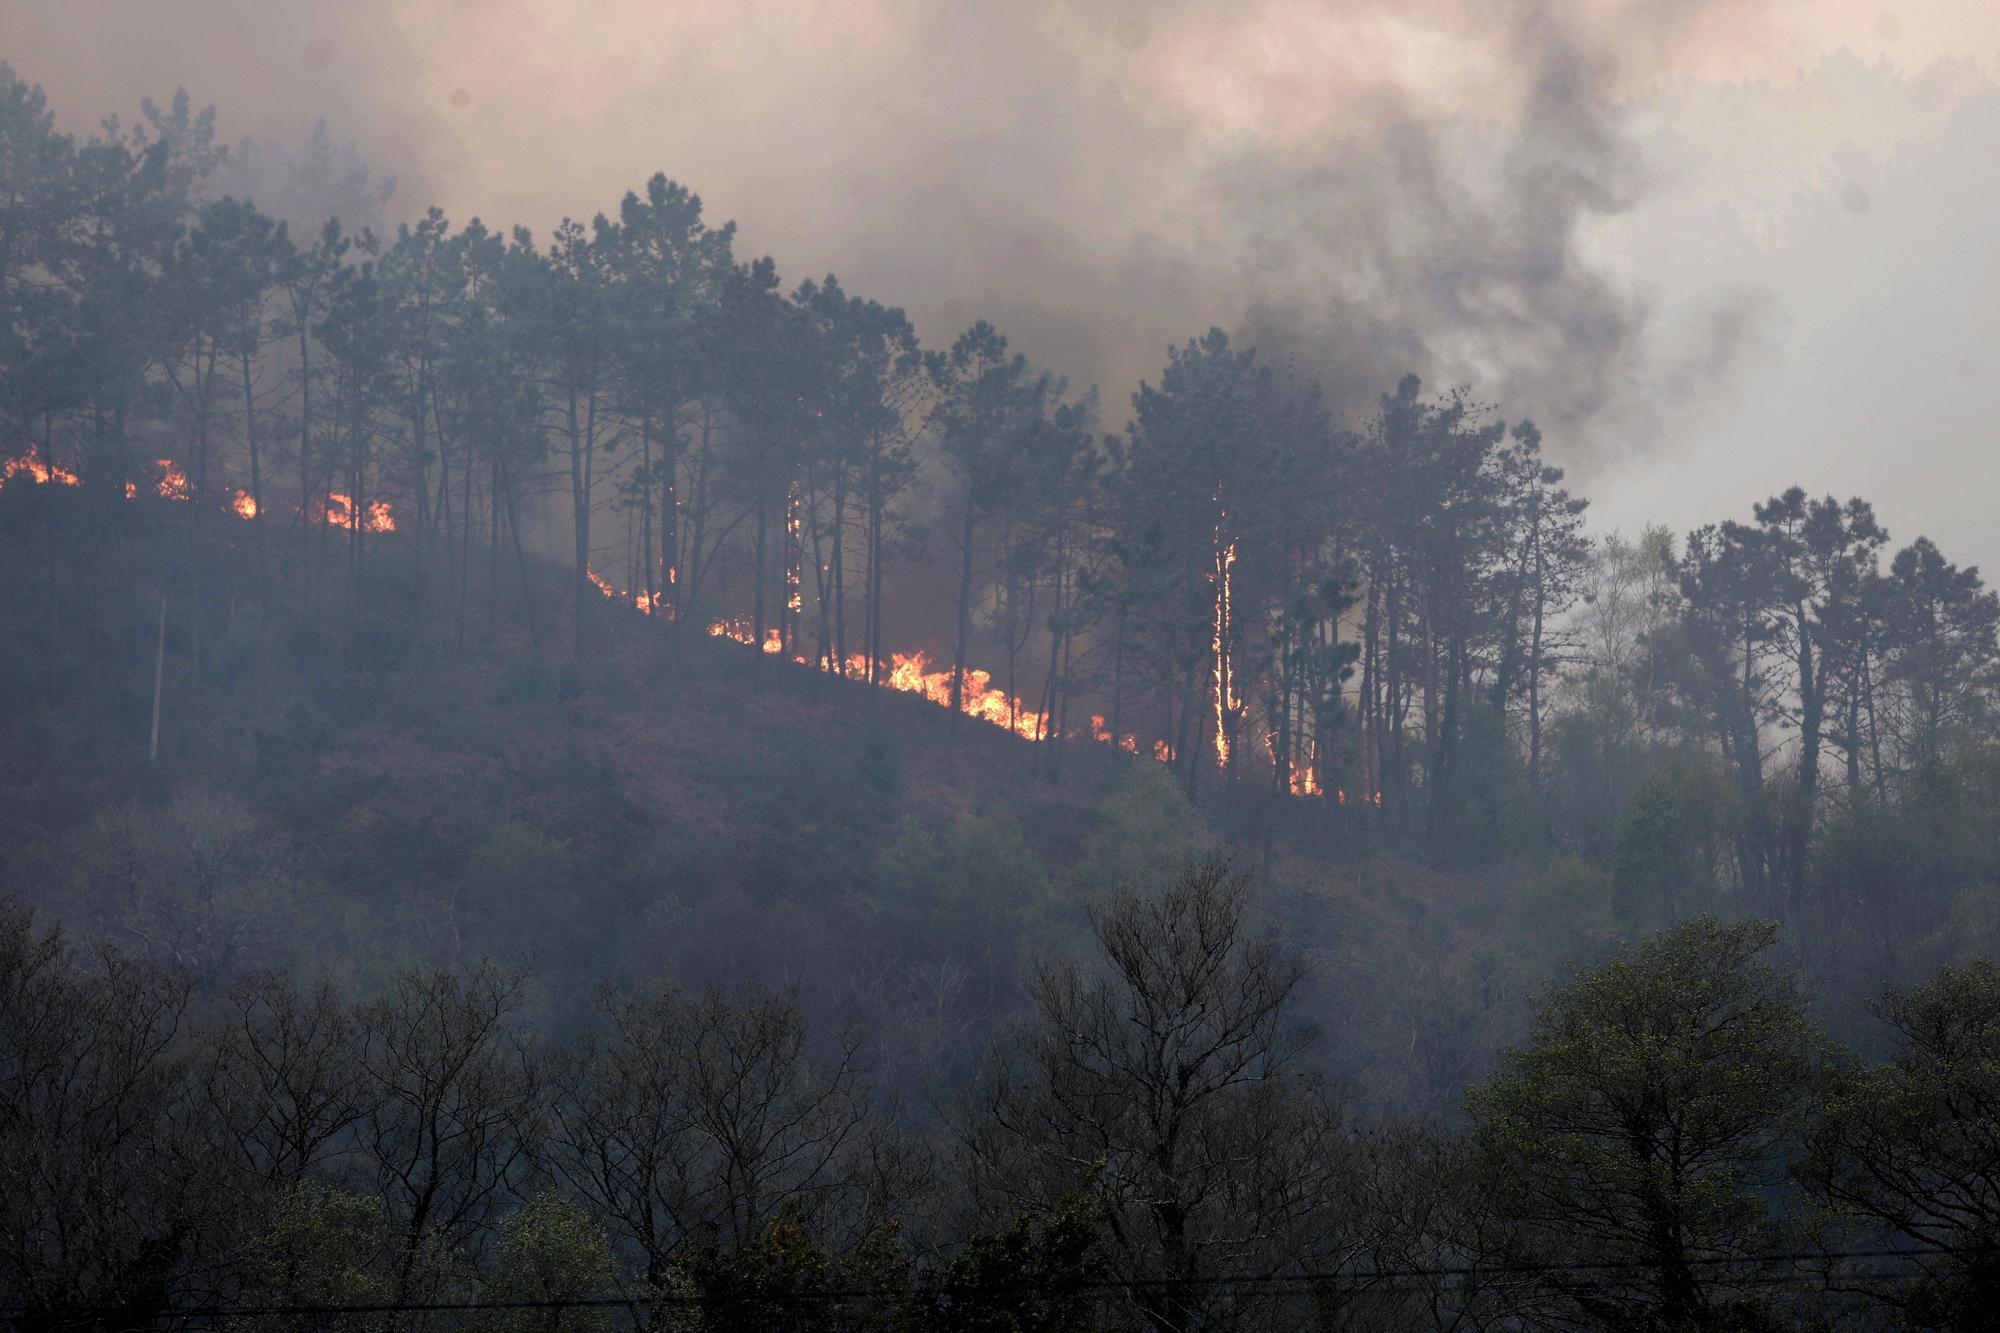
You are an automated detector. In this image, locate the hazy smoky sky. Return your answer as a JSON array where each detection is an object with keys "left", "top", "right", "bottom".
[{"left": 6, "top": 0, "right": 1998, "bottom": 565}]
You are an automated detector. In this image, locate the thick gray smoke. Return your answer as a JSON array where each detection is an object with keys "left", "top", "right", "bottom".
[
  {"left": 1216, "top": 0, "right": 1757, "bottom": 456},
  {"left": 0, "top": 0, "right": 1811, "bottom": 468},
  {"left": 209, "top": 120, "right": 400, "bottom": 240}
]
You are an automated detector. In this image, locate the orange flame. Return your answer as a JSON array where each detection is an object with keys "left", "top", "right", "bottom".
[
  {"left": 323, "top": 492, "right": 395, "bottom": 533},
  {"left": 1212, "top": 533, "right": 1238, "bottom": 769},
  {"left": 784, "top": 482, "right": 803, "bottom": 619},
  {"left": 617, "top": 579, "right": 1357, "bottom": 799},
  {"left": 6, "top": 448, "right": 403, "bottom": 541},
  {"left": 704, "top": 618, "right": 787, "bottom": 655},
  {"left": 1266, "top": 730, "right": 1323, "bottom": 797},
  {"left": 587, "top": 565, "right": 677, "bottom": 621},
  {"left": 879, "top": 651, "right": 1053, "bottom": 740},
  {"left": 156, "top": 460, "right": 189, "bottom": 500},
  {"left": 1090, "top": 715, "right": 1143, "bottom": 754},
  {"left": 2, "top": 446, "right": 80, "bottom": 488},
  {"left": 667, "top": 582, "right": 1327, "bottom": 798},
  {"left": 702, "top": 614, "right": 1058, "bottom": 739}
]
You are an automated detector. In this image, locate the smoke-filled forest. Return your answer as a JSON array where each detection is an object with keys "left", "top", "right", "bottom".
[{"left": 5, "top": 39, "right": 2000, "bottom": 1333}]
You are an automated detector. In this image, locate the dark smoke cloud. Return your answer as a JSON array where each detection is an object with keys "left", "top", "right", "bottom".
[
  {"left": 1214, "top": 1, "right": 1732, "bottom": 462},
  {"left": 4, "top": 0, "right": 1786, "bottom": 468}
]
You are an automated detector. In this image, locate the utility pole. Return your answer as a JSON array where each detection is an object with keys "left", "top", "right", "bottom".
[{"left": 149, "top": 596, "right": 166, "bottom": 762}]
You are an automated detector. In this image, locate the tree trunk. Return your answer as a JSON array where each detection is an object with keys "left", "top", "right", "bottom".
[
  {"left": 639, "top": 417, "right": 655, "bottom": 627},
  {"left": 567, "top": 376, "right": 596, "bottom": 667},
  {"left": 1529, "top": 545, "right": 1547, "bottom": 792},
  {"left": 832, "top": 469, "right": 848, "bottom": 673},
  {"left": 950, "top": 495, "right": 977, "bottom": 727},
  {"left": 1791, "top": 605, "right": 1820, "bottom": 911},
  {"left": 866, "top": 435, "right": 885, "bottom": 686},
  {"left": 186, "top": 333, "right": 218, "bottom": 693},
  {"left": 240, "top": 343, "right": 267, "bottom": 596}
]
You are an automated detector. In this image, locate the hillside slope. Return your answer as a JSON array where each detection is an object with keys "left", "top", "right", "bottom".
[{"left": 0, "top": 483, "right": 1535, "bottom": 1114}]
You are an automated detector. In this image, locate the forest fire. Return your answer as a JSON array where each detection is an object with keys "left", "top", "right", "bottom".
[
  {"left": 592, "top": 573, "right": 1064, "bottom": 746},
  {"left": 1091, "top": 716, "right": 1143, "bottom": 754},
  {"left": 596, "top": 561, "right": 1352, "bottom": 799},
  {"left": 156, "top": 460, "right": 189, "bottom": 500},
  {"left": 321, "top": 492, "right": 395, "bottom": 533},
  {"left": 1, "top": 446, "right": 79, "bottom": 487},
  {"left": 1269, "top": 731, "right": 1322, "bottom": 797},
  {"left": 9, "top": 439, "right": 1335, "bottom": 799},
  {"left": 674, "top": 585, "right": 1066, "bottom": 740},
  {"left": 1212, "top": 534, "right": 1239, "bottom": 769},
  {"left": 882, "top": 651, "right": 1050, "bottom": 741},
  {"left": 705, "top": 616, "right": 786, "bottom": 655},
  {"left": 2, "top": 446, "right": 396, "bottom": 534},
  {"left": 585, "top": 566, "right": 669, "bottom": 621}
]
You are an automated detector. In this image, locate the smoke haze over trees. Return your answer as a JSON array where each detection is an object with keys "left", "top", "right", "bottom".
[{"left": 5, "top": 15, "right": 2000, "bottom": 1332}]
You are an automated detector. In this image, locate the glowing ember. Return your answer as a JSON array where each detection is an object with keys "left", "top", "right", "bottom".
[
  {"left": 1090, "top": 714, "right": 1143, "bottom": 754},
  {"left": 156, "top": 460, "right": 190, "bottom": 500},
  {"left": 322, "top": 492, "right": 395, "bottom": 533},
  {"left": 1266, "top": 730, "right": 1322, "bottom": 797},
  {"left": 706, "top": 617, "right": 789, "bottom": 656},
  {"left": 784, "top": 482, "right": 803, "bottom": 618},
  {"left": 1211, "top": 533, "right": 1238, "bottom": 769},
  {"left": 702, "top": 613, "right": 1052, "bottom": 735},
  {"left": 587, "top": 565, "right": 679, "bottom": 621},
  {"left": 6, "top": 447, "right": 403, "bottom": 545},
  {"left": 1, "top": 446, "right": 80, "bottom": 487}
]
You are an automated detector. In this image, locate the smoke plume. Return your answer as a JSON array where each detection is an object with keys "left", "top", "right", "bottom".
[{"left": 0, "top": 0, "right": 1842, "bottom": 468}]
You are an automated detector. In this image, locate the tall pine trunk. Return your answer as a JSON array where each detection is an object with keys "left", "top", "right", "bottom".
[{"left": 949, "top": 495, "right": 976, "bottom": 727}]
